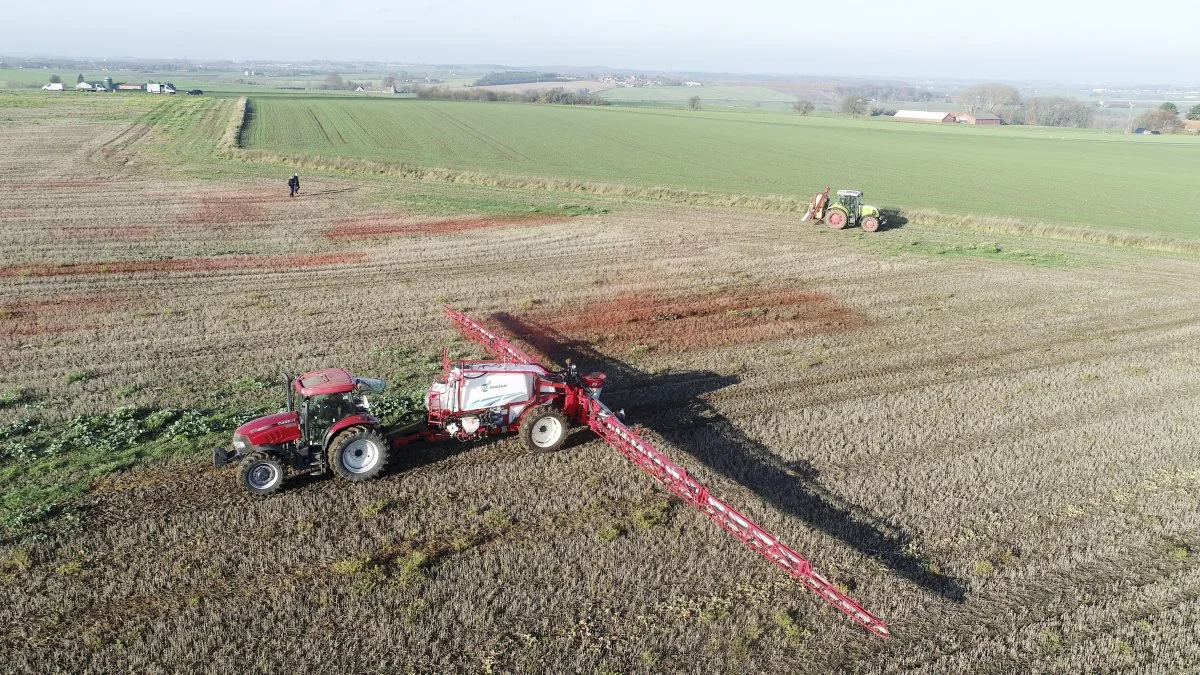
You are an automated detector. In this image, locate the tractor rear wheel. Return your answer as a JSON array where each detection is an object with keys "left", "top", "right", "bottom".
[
  {"left": 825, "top": 210, "right": 848, "bottom": 229},
  {"left": 237, "top": 451, "right": 285, "bottom": 496},
  {"left": 329, "top": 426, "right": 389, "bottom": 482},
  {"left": 861, "top": 215, "right": 880, "bottom": 232},
  {"left": 520, "top": 406, "right": 568, "bottom": 453}
]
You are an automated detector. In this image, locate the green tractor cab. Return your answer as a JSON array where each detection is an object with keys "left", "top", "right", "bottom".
[{"left": 821, "top": 189, "right": 883, "bottom": 232}]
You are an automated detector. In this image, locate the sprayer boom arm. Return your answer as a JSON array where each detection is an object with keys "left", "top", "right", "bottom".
[{"left": 441, "top": 305, "right": 890, "bottom": 638}]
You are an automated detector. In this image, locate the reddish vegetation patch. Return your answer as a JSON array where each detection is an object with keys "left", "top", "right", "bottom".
[
  {"left": 326, "top": 214, "right": 567, "bottom": 240},
  {"left": 0, "top": 252, "right": 366, "bottom": 278},
  {"left": 503, "top": 286, "right": 872, "bottom": 356},
  {"left": 3, "top": 180, "right": 103, "bottom": 189},
  {"left": 0, "top": 210, "right": 31, "bottom": 219},
  {"left": 178, "top": 195, "right": 266, "bottom": 225},
  {"left": 0, "top": 292, "right": 132, "bottom": 337}
]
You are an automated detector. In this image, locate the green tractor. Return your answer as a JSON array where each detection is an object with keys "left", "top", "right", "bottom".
[{"left": 803, "top": 188, "right": 884, "bottom": 232}]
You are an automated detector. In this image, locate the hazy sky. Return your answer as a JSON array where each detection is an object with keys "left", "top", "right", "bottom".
[{"left": 4, "top": 0, "right": 1198, "bottom": 83}]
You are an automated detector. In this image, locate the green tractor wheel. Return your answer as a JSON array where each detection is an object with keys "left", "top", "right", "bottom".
[{"left": 825, "top": 209, "right": 848, "bottom": 229}]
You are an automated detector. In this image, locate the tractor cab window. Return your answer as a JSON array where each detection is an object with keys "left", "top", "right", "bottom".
[
  {"left": 303, "top": 393, "right": 354, "bottom": 443},
  {"left": 840, "top": 194, "right": 859, "bottom": 210},
  {"left": 354, "top": 377, "right": 387, "bottom": 394}
]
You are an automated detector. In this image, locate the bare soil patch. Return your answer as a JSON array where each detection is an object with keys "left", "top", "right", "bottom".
[
  {"left": 2, "top": 180, "right": 103, "bottom": 189},
  {"left": 0, "top": 252, "right": 366, "bottom": 278},
  {"left": 177, "top": 195, "right": 266, "bottom": 225},
  {"left": 510, "top": 286, "right": 872, "bottom": 355},
  {"left": 0, "top": 292, "right": 133, "bottom": 337},
  {"left": 0, "top": 209, "right": 30, "bottom": 219},
  {"left": 59, "top": 226, "right": 160, "bottom": 240},
  {"left": 325, "top": 214, "right": 566, "bottom": 240}
]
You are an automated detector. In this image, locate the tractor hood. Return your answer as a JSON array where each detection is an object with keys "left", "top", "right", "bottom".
[{"left": 236, "top": 411, "right": 301, "bottom": 447}]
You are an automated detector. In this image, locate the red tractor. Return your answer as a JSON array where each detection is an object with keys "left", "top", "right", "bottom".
[
  {"left": 213, "top": 368, "right": 391, "bottom": 495},
  {"left": 213, "top": 306, "right": 891, "bottom": 638}
]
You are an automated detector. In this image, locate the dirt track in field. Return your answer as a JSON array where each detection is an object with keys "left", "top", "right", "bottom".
[{"left": 1, "top": 96, "right": 1200, "bottom": 674}]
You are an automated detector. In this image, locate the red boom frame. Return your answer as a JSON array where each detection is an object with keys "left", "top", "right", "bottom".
[{"left": 442, "top": 306, "right": 891, "bottom": 639}]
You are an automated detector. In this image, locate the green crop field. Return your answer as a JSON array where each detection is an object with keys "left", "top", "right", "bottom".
[
  {"left": 598, "top": 85, "right": 797, "bottom": 108},
  {"left": 242, "top": 96, "right": 1200, "bottom": 237}
]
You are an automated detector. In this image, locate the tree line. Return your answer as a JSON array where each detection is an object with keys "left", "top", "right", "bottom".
[
  {"left": 414, "top": 86, "right": 609, "bottom": 106},
  {"left": 473, "top": 71, "right": 569, "bottom": 87}
]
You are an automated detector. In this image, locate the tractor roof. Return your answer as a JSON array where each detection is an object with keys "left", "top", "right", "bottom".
[
  {"left": 295, "top": 368, "right": 355, "bottom": 396},
  {"left": 837, "top": 190, "right": 863, "bottom": 197}
]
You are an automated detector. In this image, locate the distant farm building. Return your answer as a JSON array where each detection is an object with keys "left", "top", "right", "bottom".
[
  {"left": 894, "top": 110, "right": 955, "bottom": 123},
  {"left": 1184, "top": 120, "right": 1200, "bottom": 133},
  {"left": 683, "top": 81, "right": 703, "bottom": 87},
  {"left": 116, "top": 84, "right": 142, "bottom": 91},
  {"left": 953, "top": 112, "right": 1002, "bottom": 125}
]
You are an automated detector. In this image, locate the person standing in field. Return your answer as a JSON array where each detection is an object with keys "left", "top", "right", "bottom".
[{"left": 288, "top": 174, "right": 300, "bottom": 197}]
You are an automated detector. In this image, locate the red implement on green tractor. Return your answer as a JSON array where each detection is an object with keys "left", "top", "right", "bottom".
[{"left": 802, "top": 187, "right": 884, "bottom": 232}]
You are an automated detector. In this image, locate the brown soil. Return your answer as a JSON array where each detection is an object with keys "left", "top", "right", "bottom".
[
  {"left": 2, "top": 180, "right": 103, "bottom": 189},
  {"left": 0, "top": 252, "right": 366, "bottom": 278},
  {"left": 177, "top": 195, "right": 266, "bottom": 225},
  {"left": 325, "top": 214, "right": 566, "bottom": 240},
  {"left": 0, "top": 293, "right": 132, "bottom": 337},
  {"left": 0, "top": 209, "right": 30, "bottom": 219},
  {"left": 510, "top": 286, "right": 872, "bottom": 356},
  {"left": 60, "top": 226, "right": 160, "bottom": 240}
]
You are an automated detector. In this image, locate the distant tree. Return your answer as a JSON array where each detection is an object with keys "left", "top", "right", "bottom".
[
  {"left": 1159, "top": 101, "right": 1178, "bottom": 113},
  {"left": 322, "top": 74, "right": 346, "bottom": 90},
  {"left": 839, "top": 95, "right": 867, "bottom": 116},
  {"left": 76, "top": 73, "right": 85, "bottom": 84},
  {"left": 793, "top": 99, "right": 814, "bottom": 115},
  {"left": 49, "top": 74, "right": 61, "bottom": 83},
  {"left": 381, "top": 73, "right": 398, "bottom": 89},
  {"left": 1188, "top": 104, "right": 1200, "bottom": 120},
  {"left": 1133, "top": 107, "right": 1181, "bottom": 133},
  {"left": 1017, "top": 97, "right": 1094, "bottom": 128},
  {"left": 957, "top": 83, "right": 1021, "bottom": 120},
  {"left": 687, "top": 95, "right": 701, "bottom": 110}
]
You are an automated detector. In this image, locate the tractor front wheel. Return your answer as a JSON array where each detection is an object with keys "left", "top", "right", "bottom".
[
  {"left": 520, "top": 406, "right": 568, "bottom": 453},
  {"left": 825, "top": 210, "right": 847, "bottom": 229},
  {"left": 861, "top": 215, "right": 880, "bottom": 232},
  {"left": 329, "top": 426, "right": 389, "bottom": 482},
  {"left": 237, "top": 451, "right": 285, "bottom": 496}
]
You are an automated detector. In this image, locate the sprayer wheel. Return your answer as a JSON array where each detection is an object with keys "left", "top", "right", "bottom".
[{"left": 520, "top": 406, "right": 568, "bottom": 453}]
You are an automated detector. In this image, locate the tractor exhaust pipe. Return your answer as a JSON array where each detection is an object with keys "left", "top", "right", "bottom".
[{"left": 283, "top": 372, "right": 294, "bottom": 411}]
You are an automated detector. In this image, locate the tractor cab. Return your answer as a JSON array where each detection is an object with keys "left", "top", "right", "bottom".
[
  {"left": 836, "top": 189, "right": 863, "bottom": 215},
  {"left": 292, "top": 368, "right": 384, "bottom": 446}
]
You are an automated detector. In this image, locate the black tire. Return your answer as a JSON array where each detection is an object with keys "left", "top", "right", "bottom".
[
  {"left": 237, "top": 451, "right": 285, "bottom": 496},
  {"left": 328, "top": 426, "right": 389, "bottom": 482},
  {"left": 520, "top": 406, "right": 568, "bottom": 453}
]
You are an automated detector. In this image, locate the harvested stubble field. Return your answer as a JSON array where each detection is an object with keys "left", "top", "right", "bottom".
[{"left": 1, "top": 92, "right": 1200, "bottom": 674}]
